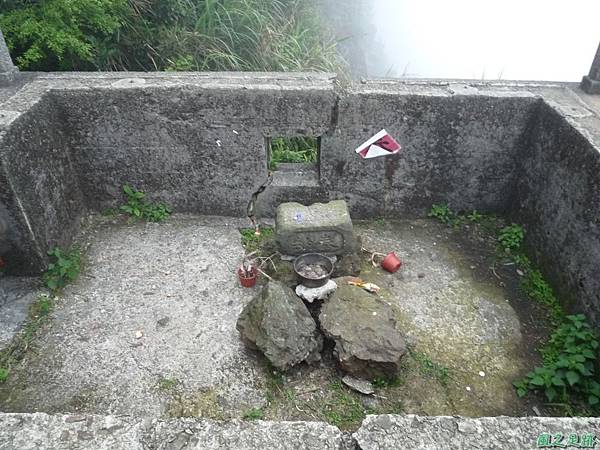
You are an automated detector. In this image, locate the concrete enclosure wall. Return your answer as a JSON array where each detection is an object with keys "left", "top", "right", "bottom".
[{"left": 0, "top": 73, "right": 599, "bottom": 326}]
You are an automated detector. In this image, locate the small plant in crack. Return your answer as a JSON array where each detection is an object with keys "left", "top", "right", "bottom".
[
  {"left": 410, "top": 349, "right": 450, "bottom": 386},
  {"left": 158, "top": 377, "right": 178, "bottom": 391},
  {"left": 240, "top": 226, "right": 274, "bottom": 253},
  {"left": 121, "top": 184, "right": 171, "bottom": 222},
  {"left": 0, "top": 294, "right": 54, "bottom": 383},
  {"left": 43, "top": 247, "right": 81, "bottom": 291},
  {"left": 372, "top": 375, "right": 402, "bottom": 388},
  {"left": 428, "top": 203, "right": 463, "bottom": 228},
  {"left": 242, "top": 407, "right": 264, "bottom": 420}
]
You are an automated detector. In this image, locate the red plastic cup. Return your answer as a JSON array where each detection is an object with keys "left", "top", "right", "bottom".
[
  {"left": 238, "top": 266, "right": 258, "bottom": 287},
  {"left": 381, "top": 252, "right": 402, "bottom": 273}
]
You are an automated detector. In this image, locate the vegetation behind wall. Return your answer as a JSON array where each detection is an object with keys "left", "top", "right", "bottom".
[{"left": 0, "top": 0, "right": 343, "bottom": 72}]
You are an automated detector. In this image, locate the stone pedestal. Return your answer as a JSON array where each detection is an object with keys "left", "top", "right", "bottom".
[
  {"left": 275, "top": 200, "right": 357, "bottom": 256},
  {"left": 581, "top": 42, "right": 600, "bottom": 94}
]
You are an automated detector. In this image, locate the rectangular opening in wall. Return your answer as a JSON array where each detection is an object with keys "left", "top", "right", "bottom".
[{"left": 268, "top": 136, "right": 320, "bottom": 171}]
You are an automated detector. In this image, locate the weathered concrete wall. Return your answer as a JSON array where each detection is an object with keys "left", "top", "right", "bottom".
[
  {"left": 1, "top": 73, "right": 600, "bottom": 329},
  {"left": 51, "top": 74, "right": 336, "bottom": 216},
  {"left": 0, "top": 92, "right": 85, "bottom": 273},
  {"left": 514, "top": 100, "right": 600, "bottom": 326},
  {"left": 321, "top": 82, "right": 539, "bottom": 217}
]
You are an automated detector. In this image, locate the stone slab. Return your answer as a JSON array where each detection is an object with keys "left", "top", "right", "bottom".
[
  {"left": 0, "top": 413, "right": 350, "bottom": 450},
  {"left": 276, "top": 200, "right": 356, "bottom": 256},
  {"left": 354, "top": 414, "right": 600, "bottom": 450}
]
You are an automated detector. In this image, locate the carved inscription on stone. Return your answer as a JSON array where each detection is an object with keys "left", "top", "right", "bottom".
[{"left": 286, "top": 231, "right": 344, "bottom": 254}]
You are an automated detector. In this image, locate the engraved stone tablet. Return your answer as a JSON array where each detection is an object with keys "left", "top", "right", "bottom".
[{"left": 276, "top": 200, "right": 356, "bottom": 256}]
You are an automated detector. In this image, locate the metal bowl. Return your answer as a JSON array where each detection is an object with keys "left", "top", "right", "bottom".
[{"left": 293, "top": 253, "right": 334, "bottom": 288}]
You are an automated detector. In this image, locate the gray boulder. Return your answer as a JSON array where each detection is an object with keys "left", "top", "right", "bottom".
[
  {"left": 236, "top": 281, "right": 323, "bottom": 370},
  {"left": 320, "top": 278, "right": 406, "bottom": 379}
]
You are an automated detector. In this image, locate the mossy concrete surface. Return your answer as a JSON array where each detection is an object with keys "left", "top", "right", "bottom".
[
  {"left": 355, "top": 219, "right": 542, "bottom": 417},
  {"left": 0, "top": 215, "right": 269, "bottom": 417},
  {"left": 0, "top": 216, "right": 548, "bottom": 421}
]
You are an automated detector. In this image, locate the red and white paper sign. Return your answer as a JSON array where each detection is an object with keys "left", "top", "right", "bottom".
[{"left": 355, "top": 129, "right": 401, "bottom": 159}]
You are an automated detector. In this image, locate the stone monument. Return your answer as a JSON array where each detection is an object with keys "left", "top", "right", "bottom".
[{"left": 581, "top": 41, "right": 600, "bottom": 94}]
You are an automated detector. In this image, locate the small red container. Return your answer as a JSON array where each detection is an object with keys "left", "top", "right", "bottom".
[
  {"left": 381, "top": 252, "right": 402, "bottom": 273},
  {"left": 238, "top": 266, "right": 258, "bottom": 288}
]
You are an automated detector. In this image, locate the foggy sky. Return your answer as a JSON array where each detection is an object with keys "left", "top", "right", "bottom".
[{"left": 369, "top": 0, "right": 599, "bottom": 81}]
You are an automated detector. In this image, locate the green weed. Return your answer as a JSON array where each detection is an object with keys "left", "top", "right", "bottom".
[
  {"left": 514, "top": 315, "right": 599, "bottom": 414},
  {"left": 410, "top": 350, "right": 450, "bottom": 386},
  {"left": 43, "top": 247, "right": 81, "bottom": 291},
  {"left": 428, "top": 203, "right": 463, "bottom": 228},
  {"left": 372, "top": 375, "right": 402, "bottom": 388},
  {"left": 101, "top": 207, "right": 118, "bottom": 217},
  {"left": 0, "top": 295, "right": 54, "bottom": 383},
  {"left": 466, "top": 210, "right": 483, "bottom": 223},
  {"left": 240, "top": 226, "right": 274, "bottom": 253},
  {"left": 498, "top": 224, "right": 525, "bottom": 253},
  {"left": 158, "top": 377, "right": 178, "bottom": 391},
  {"left": 373, "top": 217, "right": 386, "bottom": 228},
  {"left": 120, "top": 184, "right": 171, "bottom": 223},
  {"left": 322, "top": 390, "right": 367, "bottom": 429},
  {"left": 242, "top": 407, "right": 264, "bottom": 420},
  {"left": 521, "top": 269, "right": 563, "bottom": 324}
]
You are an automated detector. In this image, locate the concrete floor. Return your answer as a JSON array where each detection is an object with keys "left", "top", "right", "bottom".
[{"left": 0, "top": 214, "right": 547, "bottom": 419}]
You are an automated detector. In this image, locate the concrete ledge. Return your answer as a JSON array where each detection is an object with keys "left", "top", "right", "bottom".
[
  {"left": 1, "top": 413, "right": 599, "bottom": 449},
  {"left": 354, "top": 414, "right": 600, "bottom": 450},
  {"left": 0, "top": 413, "right": 350, "bottom": 450}
]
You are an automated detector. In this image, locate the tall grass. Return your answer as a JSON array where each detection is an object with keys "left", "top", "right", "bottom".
[{"left": 2, "top": 0, "right": 344, "bottom": 73}]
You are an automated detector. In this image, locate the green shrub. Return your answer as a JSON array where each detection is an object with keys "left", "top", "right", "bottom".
[
  {"left": 43, "top": 247, "right": 81, "bottom": 291},
  {"left": 514, "top": 314, "right": 599, "bottom": 413},
  {"left": 120, "top": 184, "right": 171, "bottom": 222},
  {"left": 0, "top": 0, "right": 127, "bottom": 70}
]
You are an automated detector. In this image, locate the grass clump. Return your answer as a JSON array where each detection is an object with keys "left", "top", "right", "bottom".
[
  {"left": 372, "top": 375, "right": 402, "bottom": 388},
  {"left": 428, "top": 203, "right": 463, "bottom": 228},
  {"left": 240, "top": 226, "right": 274, "bottom": 253},
  {"left": 121, "top": 184, "right": 171, "bottom": 223},
  {"left": 269, "top": 137, "right": 318, "bottom": 170},
  {"left": 321, "top": 381, "right": 372, "bottom": 429},
  {"left": 410, "top": 350, "right": 450, "bottom": 386},
  {"left": 0, "top": 295, "right": 54, "bottom": 384},
  {"left": 158, "top": 377, "right": 178, "bottom": 391},
  {"left": 242, "top": 407, "right": 264, "bottom": 420},
  {"left": 43, "top": 247, "right": 81, "bottom": 291}
]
